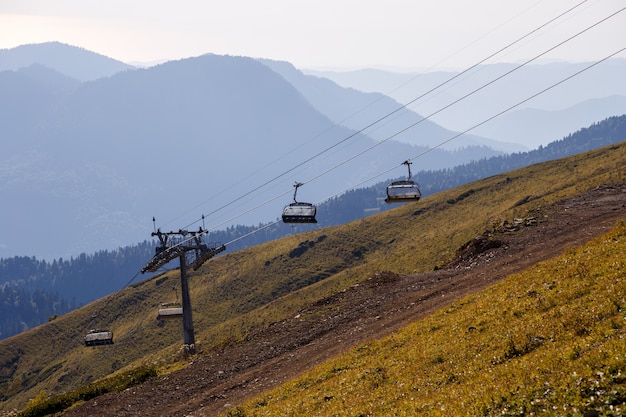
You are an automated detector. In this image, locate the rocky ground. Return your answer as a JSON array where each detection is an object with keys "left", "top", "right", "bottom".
[{"left": 62, "top": 184, "right": 626, "bottom": 417}]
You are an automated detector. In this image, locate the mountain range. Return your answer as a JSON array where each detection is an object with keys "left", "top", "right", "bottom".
[
  {"left": 0, "top": 42, "right": 504, "bottom": 260},
  {"left": 306, "top": 58, "right": 626, "bottom": 149},
  {"left": 1, "top": 42, "right": 624, "bottom": 260},
  {"left": 0, "top": 42, "right": 133, "bottom": 82}
]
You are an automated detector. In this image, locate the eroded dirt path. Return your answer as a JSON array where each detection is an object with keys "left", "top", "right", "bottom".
[{"left": 62, "top": 184, "right": 626, "bottom": 417}]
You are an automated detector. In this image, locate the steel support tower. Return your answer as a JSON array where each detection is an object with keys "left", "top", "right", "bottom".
[{"left": 142, "top": 227, "right": 225, "bottom": 353}]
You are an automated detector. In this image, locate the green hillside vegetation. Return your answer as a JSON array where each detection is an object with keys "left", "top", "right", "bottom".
[
  {"left": 226, "top": 220, "right": 626, "bottom": 417},
  {"left": 1, "top": 141, "right": 625, "bottom": 415}
]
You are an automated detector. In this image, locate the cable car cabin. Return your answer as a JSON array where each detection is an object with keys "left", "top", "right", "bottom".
[
  {"left": 157, "top": 306, "right": 183, "bottom": 320},
  {"left": 282, "top": 202, "right": 317, "bottom": 223},
  {"left": 385, "top": 160, "right": 421, "bottom": 203},
  {"left": 385, "top": 180, "right": 422, "bottom": 203},
  {"left": 282, "top": 182, "right": 317, "bottom": 223},
  {"left": 84, "top": 329, "right": 113, "bottom": 346}
]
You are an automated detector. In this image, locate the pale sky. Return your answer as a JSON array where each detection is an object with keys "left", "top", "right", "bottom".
[{"left": 0, "top": 0, "right": 624, "bottom": 70}]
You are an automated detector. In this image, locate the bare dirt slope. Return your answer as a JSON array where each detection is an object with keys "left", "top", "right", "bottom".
[{"left": 62, "top": 184, "right": 626, "bottom": 417}]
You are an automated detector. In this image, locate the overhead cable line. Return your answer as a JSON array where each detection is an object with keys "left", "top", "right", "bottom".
[
  {"left": 60, "top": 3, "right": 623, "bottom": 348},
  {"left": 361, "top": 0, "right": 591, "bottom": 122},
  {"left": 154, "top": 4, "right": 623, "bottom": 260},
  {"left": 224, "top": 219, "right": 283, "bottom": 246},
  {"left": 376, "top": 0, "right": 562, "bottom": 99},
  {"left": 219, "top": 45, "right": 625, "bottom": 248},
  {"left": 198, "top": 4, "right": 625, "bottom": 240},
  {"left": 270, "top": 5, "right": 626, "bottom": 196},
  {"left": 118, "top": 42, "right": 625, "bottom": 293},
  {"left": 172, "top": 0, "right": 592, "bottom": 233},
  {"left": 407, "top": 48, "right": 626, "bottom": 161},
  {"left": 120, "top": 269, "right": 142, "bottom": 289},
  {"left": 335, "top": 45, "right": 626, "bottom": 198}
]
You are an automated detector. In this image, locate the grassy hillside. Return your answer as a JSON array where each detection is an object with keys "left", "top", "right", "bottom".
[
  {"left": 227, "top": 220, "right": 626, "bottom": 416},
  {"left": 1, "top": 141, "right": 625, "bottom": 415}
]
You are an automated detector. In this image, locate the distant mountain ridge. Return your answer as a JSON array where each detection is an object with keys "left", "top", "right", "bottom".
[
  {"left": 0, "top": 43, "right": 506, "bottom": 260},
  {"left": 2, "top": 42, "right": 622, "bottom": 260},
  {"left": 305, "top": 59, "right": 626, "bottom": 149},
  {"left": 470, "top": 95, "right": 626, "bottom": 148},
  {"left": 260, "top": 59, "right": 526, "bottom": 153},
  {"left": 0, "top": 41, "right": 135, "bottom": 81}
]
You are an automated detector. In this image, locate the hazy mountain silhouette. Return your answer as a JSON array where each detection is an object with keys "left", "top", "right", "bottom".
[
  {"left": 470, "top": 95, "right": 626, "bottom": 148},
  {"left": 0, "top": 47, "right": 504, "bottom": 260},
  {"left": 260, "top": 59, "right": 525, "bottom": 153},
  {"left": 0, "top": 41, "right": 134, "bottom": 81},
  {"left": 305, "top": 59, "right": 626, "bottom": 148}
]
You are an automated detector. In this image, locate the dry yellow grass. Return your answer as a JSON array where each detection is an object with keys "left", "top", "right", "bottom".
[{"left": 227, "top": 220, "right": 626, "bottom": 416}]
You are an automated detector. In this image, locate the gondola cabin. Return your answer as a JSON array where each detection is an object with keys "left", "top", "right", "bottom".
[
  {"left": 157, "top": 306, "right": 183, "bottom": 319},
  {"left": 282, "top": 202, "right": 317, "bottom": 223},
  {"left": 385, "top": 180, "right": 421, "bottom": 203},
  {"left": 385, "top": 160, "right": 421, "bottom": 203},
  {"left": 84, "top": 329, "right": 113, "bottom": 346},
  {"left": 282, "top": 182, "right": 317, "bottom": 223}
]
